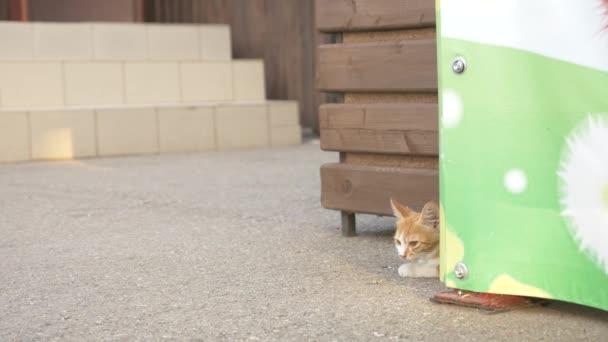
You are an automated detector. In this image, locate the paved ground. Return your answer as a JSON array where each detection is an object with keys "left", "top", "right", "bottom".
[{"left": 1, "top": 141, "right": 607, "bottom": 341}]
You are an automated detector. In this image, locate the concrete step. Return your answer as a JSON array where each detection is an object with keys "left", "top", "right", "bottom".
[
  {"left": 0, "top": 21, "right": 232, "bottom": 62},
  {"left": 0, "top": 101, "right": 301, "bottom": 163},
  {"left": 0, "top": 60, "right": 265, "bottom": 108}
]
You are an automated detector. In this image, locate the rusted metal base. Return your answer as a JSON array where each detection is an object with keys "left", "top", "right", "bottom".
[{"left": 431, "top": 289, "right": 547, "bottom": 314}]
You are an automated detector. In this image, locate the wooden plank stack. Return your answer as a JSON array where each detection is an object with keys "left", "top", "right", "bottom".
[{"left": 316, "top": 0, "right": 439, "bottom": 235}]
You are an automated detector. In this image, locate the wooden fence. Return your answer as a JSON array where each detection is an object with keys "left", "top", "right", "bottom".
[{"left": 316, "top": 0, "right": 439, "bottom": 235}]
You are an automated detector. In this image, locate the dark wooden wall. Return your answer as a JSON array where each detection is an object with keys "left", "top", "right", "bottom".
[
  {"left": 0, "top": 0, "right": 8, "bottom": 19},
  {"left": 28, "top": 0, "right": 142, "bottom": 22},
  {"left": 316, "top": 0, "right": 439, "bottom": 235},
  {"left": 144, "top": 0, "right": 322, "bottom": 133}
]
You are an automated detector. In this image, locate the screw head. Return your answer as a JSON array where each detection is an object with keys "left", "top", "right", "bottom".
[
  {"left": 454, "top": 262, "right": 468, "bottom": 279},
  {"left": 452, "top": 57, "right": 467, "bottom": 74}
]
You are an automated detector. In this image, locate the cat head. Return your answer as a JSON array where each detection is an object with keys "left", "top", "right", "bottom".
[{"left": 390, "top": 198, "right": 440, "bottom": 261}]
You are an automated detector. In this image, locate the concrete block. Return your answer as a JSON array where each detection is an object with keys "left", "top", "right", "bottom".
[
  {"left": 180, "top": 62, "right": 233, "bottom": 102},
  {"left": 125, "top": 63, "right": 180, "bottom": 104},
  {"left": 93, "top": 24, "right": 147, "bottom": 60},
  {"left": 215, "top": 104, "right": 269, "bottom": 150},
  {"left": 158, "top": 106, "right": 215, "bottom": 153},
  {"left": 29, "top": 110, "right": 96, "bottom": 160},
  {"left": 34, "top": 23, "right": 93, "bottom": 60},
  {"left": 64, "top": 63, "right": 124, "bottom": 106},
  {"left": 96, "top": 108, "right": 158, "bottom": 156},
  {"left": 147, "top": 24, "right": 199, "bottom": 61},
  {"left": 200, "top": 25, "right": 231, "bottom": 61},
  {"left": 232, "top": 60, "right": 266, "bottom": 101},
  {"left": 271, "top": 125, "right": 302, "bottom": 146},
  {"left": 0, "top": 63, "right": 63, "bottom": 107},
  {"left": 268, "top": 101, "right": 299, "bottom": 127},
  {"left": 0, "top": 112, "right": 29, "bottom": 162},
  {"left": 267, "top": 101, "right": 301, "bottom": 147},
  {"left": 0, "top": 22, "right": 34, "bottom": 60}
]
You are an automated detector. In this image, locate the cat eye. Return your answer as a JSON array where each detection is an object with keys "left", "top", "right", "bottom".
[
  {"left": 408, "top": 241, "right": 419, "bottom": 247},
  {"left": 394, "top": 239, "right": 401, "bottom": 245}
]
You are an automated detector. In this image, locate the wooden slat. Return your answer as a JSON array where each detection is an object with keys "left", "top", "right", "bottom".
[
  {"left": 316, "top": 0, "right": 435, "bottom": 32},
  {"left": 317, "top": 40, "right": 437, "bottom": 92},
  {"left": 344, "top": 153, "right": 439, "bottom": 169},
  {"left": 319, "top": 103, "right": 438, "bottom": 155},
  {"left": 321, "top": 130, "right": 438, "bottom": 155},
  {"left": 321, "top": 163, "right": 438, "bottom": 216},
  {"left": 320, "top": 104, "right": 437, "bottom": 131}
]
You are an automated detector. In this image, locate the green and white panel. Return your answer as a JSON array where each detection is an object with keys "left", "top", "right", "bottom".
[{"left": 437, "top": 0, "right": 608, "bottom": 310}]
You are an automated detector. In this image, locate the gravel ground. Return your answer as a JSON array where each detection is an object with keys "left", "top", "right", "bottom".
[{"left": 1, "top": 141, "right": 606, "bottom": 341}]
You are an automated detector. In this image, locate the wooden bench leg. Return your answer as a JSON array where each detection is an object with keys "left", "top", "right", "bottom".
[{"left": 341, "top": 211, "right": 356, "bottom": 237}]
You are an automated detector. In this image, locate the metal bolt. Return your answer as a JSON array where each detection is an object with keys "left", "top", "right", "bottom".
[
  {"left": 452, "top": 57, "right": 467, "bottom": 74},
  {"left": 454, "top": 262, "right": 468, "bottom": 279}
]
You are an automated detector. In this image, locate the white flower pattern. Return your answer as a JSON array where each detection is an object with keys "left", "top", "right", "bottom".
[
  {"left": 504, "top": 169, "right": 528, "bottom": 194},
  {"left": 559, "top": 114, "right": 608, "bottom": 274},
  {"left": 442, "top": 89, "right": 463, "bottom": 129}
]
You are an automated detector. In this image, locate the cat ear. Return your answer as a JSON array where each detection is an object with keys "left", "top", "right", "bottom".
[
  {"left": 420, "top": 201, "right": 440, "bottom": 229},
  {"left": 390, "top": 197, "right": 412, "bottom": 219}
]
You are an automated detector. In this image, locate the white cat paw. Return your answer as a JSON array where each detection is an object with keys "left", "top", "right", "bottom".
[{"left": 398, "top": 264, "right": 412, "bottom": 277}]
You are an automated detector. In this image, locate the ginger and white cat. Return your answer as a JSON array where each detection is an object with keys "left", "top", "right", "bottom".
[{"left": 390, "top": 198, "right": 440, "bottom": 278}]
